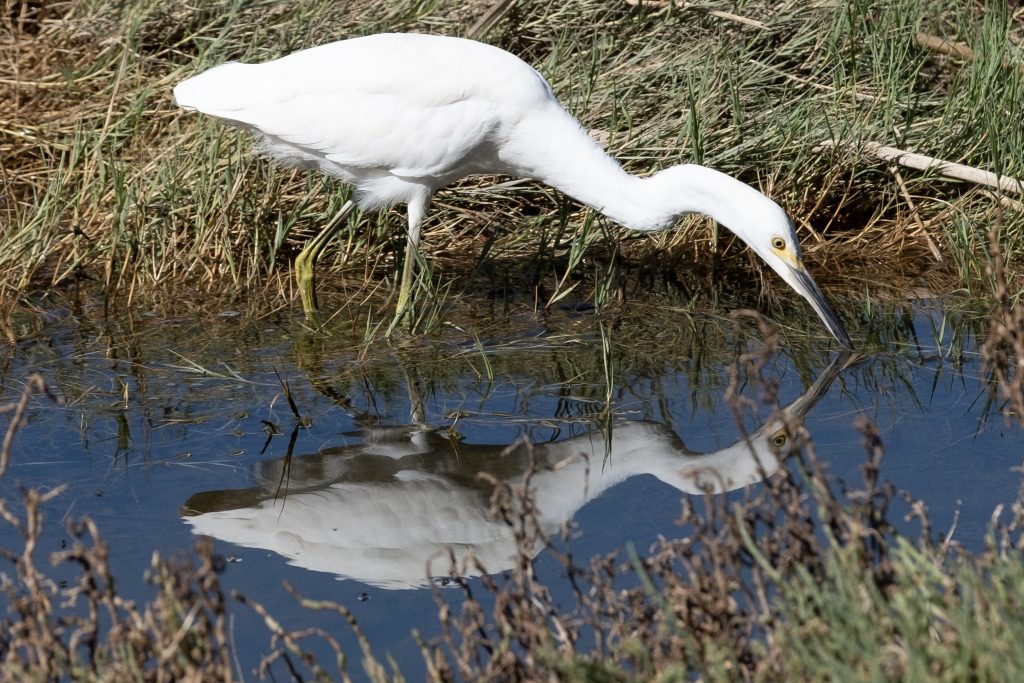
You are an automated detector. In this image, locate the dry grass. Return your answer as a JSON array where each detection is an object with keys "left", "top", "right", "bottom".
[
  {"left": 0, "top": 374, "right": 235, "bottom": 681},
  {"left": 1, "top": 0, "right": 1023, "bottom": 316},
  {"left": 2, "top": 2, "right": 1024, "bottom": 679},
  {"left": 2, "top": 326, "right": 1023, "bottom": 681},
  {"left": 981, "top": 218, "right": 1024, "bottom": 423}
]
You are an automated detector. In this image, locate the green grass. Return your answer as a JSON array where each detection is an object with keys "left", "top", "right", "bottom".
[
  {"left": 3, "top": 4, "right": 1023, "bottom": 677},
  {"left": 2, "top": 0, "right": 1023, "bottom": 321}
]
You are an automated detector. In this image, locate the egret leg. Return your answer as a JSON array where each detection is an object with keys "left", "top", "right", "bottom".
[
  {"left": 295, "top": 199, "right": 355, "bottom": 322},
  {"left": 394, "top": 193, "right": 430, "bottom": 319},
  {"left": 395, "top": 228, "right": 419, "bottom": 316}
]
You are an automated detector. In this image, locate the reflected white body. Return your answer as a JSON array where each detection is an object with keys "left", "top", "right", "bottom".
[
  {"left": 184, "top": 355, "right": 848, "bottom": 589},
  {"left": 187, "top": 422, "right": 780, "bottom": 589}
]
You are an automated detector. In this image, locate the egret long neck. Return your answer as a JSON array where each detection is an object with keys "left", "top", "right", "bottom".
[
  {"left": 522, "top": 422, "right": 689, "bottom": 523},
  {"left": 500, "top": 105, "right": 687, "bottom": 231}
]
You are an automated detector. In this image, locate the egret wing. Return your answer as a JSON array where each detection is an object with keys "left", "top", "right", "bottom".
[{"left": 252, "top": 90, "right": 501, "bottom": 177}]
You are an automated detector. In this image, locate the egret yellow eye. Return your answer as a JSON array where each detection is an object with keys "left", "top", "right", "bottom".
[
  {"left": 771, "top": 432, "right": 787, "bottom": 448},
  {"left": 771, "top": 236, "right": 787, "bottom": 251}
]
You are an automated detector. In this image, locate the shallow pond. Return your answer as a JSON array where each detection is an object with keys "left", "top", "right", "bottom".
[{"left": 1, "top": 291, "right": 1019, "bottom": 679}]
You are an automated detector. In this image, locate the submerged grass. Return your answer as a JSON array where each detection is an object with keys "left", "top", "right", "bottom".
[{"left": 2, "top": 0, "right": 1023, "bottom": 318}]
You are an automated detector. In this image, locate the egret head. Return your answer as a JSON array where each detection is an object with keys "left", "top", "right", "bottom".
[
  {"left": 739, "top": 206, "right": 851, "bottom": 349},
  {"left": 663, "top": 165, "right": 852, "bottom": 348}
]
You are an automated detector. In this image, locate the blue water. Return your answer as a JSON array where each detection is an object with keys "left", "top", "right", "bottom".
[{"left": 0, "top": 297, "right": 1018, "bottom": 679}]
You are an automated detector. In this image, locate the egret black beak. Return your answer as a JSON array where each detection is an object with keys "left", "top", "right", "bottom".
[{"left": 787, "top": 264, "right": 853, "bottom": 349}]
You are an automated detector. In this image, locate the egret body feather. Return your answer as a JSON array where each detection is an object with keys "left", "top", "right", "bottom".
[{"left": 174, "top": 33, "right": 851, "bottom": 347}]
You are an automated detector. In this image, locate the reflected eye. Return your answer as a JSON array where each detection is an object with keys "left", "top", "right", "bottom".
[
  {"left": 771, "top": 236, "right": 787, "bottom": 251},
  {"left": 771, "top": 432, "right": 788, "bottom": 448}
]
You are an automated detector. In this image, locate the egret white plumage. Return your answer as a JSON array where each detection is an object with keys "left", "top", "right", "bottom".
[
  {"left": 183, "top": 351, "right": 852, "bottom": 588},
  {"left": 173, "top": 32, "right": 851, "bottom": 347}
]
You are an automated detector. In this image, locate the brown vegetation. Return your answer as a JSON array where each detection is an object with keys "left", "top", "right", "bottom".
[{"left": 2, "top": 0, "right": 1023, "bottom": 315}]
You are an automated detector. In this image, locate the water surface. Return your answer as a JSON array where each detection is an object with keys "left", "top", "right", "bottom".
[{"left": 1, "top": 294, "right": 1018, "bottom": 678}]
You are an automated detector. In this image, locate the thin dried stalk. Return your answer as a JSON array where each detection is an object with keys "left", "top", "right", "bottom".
[{"left": 821, "top": 140, "right": 1024, "bottom": 195}]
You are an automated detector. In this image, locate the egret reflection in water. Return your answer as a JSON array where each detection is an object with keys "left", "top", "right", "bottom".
[{"left": 182, "top": 353, "right": 852, "bottom": 589}]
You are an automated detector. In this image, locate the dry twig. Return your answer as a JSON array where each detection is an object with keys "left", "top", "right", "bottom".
[
  {"left": 1, "top": 374, "right": 61, "bottom": 478},
  {"left": 624, "top": 0, "right": 767, "bottom": 29},
  {"left": 819, "top": 140, "right": 1024, "bottom": 195},
  {"left": 916, "top": 32, "right": 1024, "bottom": 75}
]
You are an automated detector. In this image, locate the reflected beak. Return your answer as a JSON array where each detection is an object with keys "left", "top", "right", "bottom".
[{"left": 785, "top": 263, "right": 853, "bottom": 349}]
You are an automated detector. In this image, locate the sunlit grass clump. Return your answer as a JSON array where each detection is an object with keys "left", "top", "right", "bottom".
[{"left": 1, "top": 0, "right": 1022, "bottom": 320}]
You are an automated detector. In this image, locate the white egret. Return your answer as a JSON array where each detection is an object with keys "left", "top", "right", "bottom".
[{"left": 173, "top": 32, "right": 851, "bottom": 347}]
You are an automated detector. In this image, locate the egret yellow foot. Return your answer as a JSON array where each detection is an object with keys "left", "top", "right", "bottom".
[{"left": 294, "top": 200, "right": 355, "bottom": 325}]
